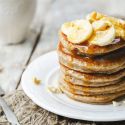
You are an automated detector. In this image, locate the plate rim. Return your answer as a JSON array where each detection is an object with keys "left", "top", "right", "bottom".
[{"left": 21, "top": 50, "right": 125, "bottom": 122}]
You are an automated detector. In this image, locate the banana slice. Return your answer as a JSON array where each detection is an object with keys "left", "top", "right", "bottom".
[
  {"left": 61, "top": 19, "right": 93, "bottom": 44},
  {"left": 86, "top": 11, "right": 103, "bottom": 23},
  {"left": 90, "top": 20, "right": 115, "bottom": 46},
  {"left": 92, "top": 20, "right": 109, "bottom": 31},
  {"left": 86, "top": 11, "right": 125, "bottom": 40}
]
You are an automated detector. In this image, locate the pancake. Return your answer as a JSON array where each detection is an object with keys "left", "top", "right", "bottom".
[
  {"left": 59, "top": 32, "right": 125, "bottom": 56},
  {"left": 60, "top": 72, "right": 121, "bottom": 87},
  {"left": 57, "top": 12, "right": 125, "bottom": 104},
  {"left": 58, "top": 42, "right": 125, "bottom": 73},
  {"left": 59, "top": 77, "right": 125, "bottom": 95},
  {"left": 60, "top": 64, "right": 125, "bottom": 83},
  {"left": 59, "top": 81, "right": 99, "bottom": 96},
  {"left": 60, "top": 84, "right": 125, "bottom": 104}
]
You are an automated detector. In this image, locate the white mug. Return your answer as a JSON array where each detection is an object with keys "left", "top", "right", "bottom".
[{"left": 0, "top": 0, "right": 36, "bottom": 45}]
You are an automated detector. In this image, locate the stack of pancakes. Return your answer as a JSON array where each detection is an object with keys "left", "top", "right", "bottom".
[{"left": 57, "top": 12, "right": 125, "bottom": 104}]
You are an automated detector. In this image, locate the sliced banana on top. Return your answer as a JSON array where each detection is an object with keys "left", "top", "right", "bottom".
[
  {"left": 61, "top": 19, "right": 93, "bottom": 44},
  {"left": 89, "top": 20, "right": 115, "bottom": 46},
  {"left": 86, "top": 11, "right": 125, "bottom": 40},
  {"left": 92, "top": 20, "right": 109, "bottom": 31},
  {"left": 86, "top": 11, "right": 103, "bottom": 23}
]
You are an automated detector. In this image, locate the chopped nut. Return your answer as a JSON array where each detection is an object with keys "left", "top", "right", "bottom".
[
  {"left": 112, "top": 101, "right": 120, "bottom": 107},
  {"left": 33, "top": 77, "right": 41, "bottom": 85},
  {"left": 47, "top": 86, "right": 62, "bottom": 94}
]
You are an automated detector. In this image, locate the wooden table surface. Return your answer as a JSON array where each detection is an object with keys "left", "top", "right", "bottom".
[{"left": 1, "top": 0, "right": 125, "bottom": 124}]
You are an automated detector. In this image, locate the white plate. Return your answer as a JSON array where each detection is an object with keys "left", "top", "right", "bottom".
[{"left": 21, "top": 51, "right": 125, "bottom": 122}]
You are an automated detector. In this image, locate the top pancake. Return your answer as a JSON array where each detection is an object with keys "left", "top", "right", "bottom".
[
  {"left": 58, "top": 42, "right": 125, "bottom": 73},
  {"left": 59, "top": 32, "right": 125, "bottom": 56}
]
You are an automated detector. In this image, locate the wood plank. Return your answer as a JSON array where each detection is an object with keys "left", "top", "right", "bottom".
[{"left": 0, "top": 0, "right": 51, "bottom": 93}]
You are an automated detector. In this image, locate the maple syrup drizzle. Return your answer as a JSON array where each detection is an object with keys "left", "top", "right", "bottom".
[{"left": 61, "top": 32, "right": 125, "bottom": 55}]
